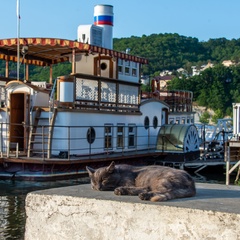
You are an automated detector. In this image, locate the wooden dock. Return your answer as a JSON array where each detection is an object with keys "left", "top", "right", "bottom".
[{"left": 225, "top": 140, "right": 240, "bottom": 185}]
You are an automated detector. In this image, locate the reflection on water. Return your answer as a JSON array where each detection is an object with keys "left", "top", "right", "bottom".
[
  {"left": 0, "top": 194, "right": 25, "bottom": 240},
  {"left": 0, "top": 178, "right": 89, "bottom": 240}
]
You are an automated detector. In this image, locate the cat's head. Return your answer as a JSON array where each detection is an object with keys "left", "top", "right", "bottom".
[{"left": 86, "top": 161, "right": 120, "bottom": 191}]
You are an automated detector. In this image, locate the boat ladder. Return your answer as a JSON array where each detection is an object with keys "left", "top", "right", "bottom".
[{"left": 27, "top": 107, "right": 57, "bottom": 158}]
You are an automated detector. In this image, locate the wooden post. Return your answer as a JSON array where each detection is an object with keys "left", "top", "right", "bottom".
[
  {"left": 72, "top": 49, "right": 76, "bottom": 74},
  {"left": 225, "top": 145, "right": 230, "bottom": 185},
  {"left": 225, "top": 141, "right": 240, "bottom": 185},
  {"left": 5, "top": 59, "right": 9, "bottom": 78},
  {"left": 25, "top": 63, "right": 29, "bottom": 81},
  {"left": 49, "top": 64, "right": 53, "bottom": 84}
]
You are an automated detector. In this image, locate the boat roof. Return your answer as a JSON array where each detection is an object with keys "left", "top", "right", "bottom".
[
  {"left": 5, "top": 80, "right": 50, "bottom": 94},
  {"left": 0, "top": 38, "right": 148, "bottom": 66}
]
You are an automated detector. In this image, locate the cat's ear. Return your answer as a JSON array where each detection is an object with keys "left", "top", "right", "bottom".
[
  {"left": 86, "top": 166, "right": 95, "bottom": 176},
  {"left": 106, "top": 161, "right": 115, "bottom": 173}
]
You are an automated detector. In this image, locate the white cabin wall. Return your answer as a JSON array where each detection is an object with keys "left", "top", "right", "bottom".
[
  {"left": 75, "top": 54, "right": 117, "bottom": 79},
  {"left": 50, "top": 100, "right": 167, "bottom": 155},
  {"left": 139, "top": 101, "right": 167, "bottom": 146},
  {"left": 34, "top": 92, "right": 49, "bottom": 107},
  {"left": 75, "top": 54, "right": 93, "bottom": 74},
  {"left": 7, "top": 84, "right": 49, "bottom": 108}
]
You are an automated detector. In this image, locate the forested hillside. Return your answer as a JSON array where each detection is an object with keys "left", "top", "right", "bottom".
[
  {"left": 2, "top": 33, "right": 240, "bottom": 79},
  {"left": 113, "top": 34, "right": 240, "bottom": 76}
]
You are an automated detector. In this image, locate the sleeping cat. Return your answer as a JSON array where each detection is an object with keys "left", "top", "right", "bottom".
[{"left": 86, "top": 161, "right": 196, "bottom": 202}]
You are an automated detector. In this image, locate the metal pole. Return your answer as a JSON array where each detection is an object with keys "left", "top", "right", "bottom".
[
  {"left": 16, "top": 0, "right": 20, "bottom": 81},
  {"left": 225, "top": 145, "right": 230, "bottom": 185}
]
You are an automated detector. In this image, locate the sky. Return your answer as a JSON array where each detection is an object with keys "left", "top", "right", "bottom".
[{"left": 1, "top": 0, "right": 240, "bottom": 42}]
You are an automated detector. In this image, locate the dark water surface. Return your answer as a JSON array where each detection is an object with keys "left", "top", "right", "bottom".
[
  {"left": 0, "top": 171, "right": 235, "bottom": 240},
  {"left": 0, "top": 178, "right": 90, "bottom": 240}
]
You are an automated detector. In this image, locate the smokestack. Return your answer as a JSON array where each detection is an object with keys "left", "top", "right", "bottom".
[{"left": 94, "top": 4, "right": 113, "bottom": 49}]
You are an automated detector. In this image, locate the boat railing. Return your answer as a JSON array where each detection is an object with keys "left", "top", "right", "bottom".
[
  {"left": 68, "top": 74, "right": 141, "bottom": 113},
  {"left": 74, "top": 99, "right": 139, "bottom": 113},
  {"left": 141, "top": 90, "right": 193, "bottom": 113},
  {"left": 49, "top": 78, "right": 57, "bottom": 110},
  {"left": 0, "top": 123, "right": 158, "bottom": 160}
]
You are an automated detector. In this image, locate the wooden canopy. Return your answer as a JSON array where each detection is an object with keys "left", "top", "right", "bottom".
[{"left": 0, "top": 38, "right": 148, "bottom": 66}]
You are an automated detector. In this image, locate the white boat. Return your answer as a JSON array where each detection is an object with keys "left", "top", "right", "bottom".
[
  {"left": 0, "top": 37, "right": 199, "bottom": 180},
  {"left": 0, "top": 5, "right": 199, "bottom": 180}
]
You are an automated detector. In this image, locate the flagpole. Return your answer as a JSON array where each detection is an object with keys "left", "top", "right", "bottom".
[{"left": 17, "top": 0, "right": 20, "bottom": 81}]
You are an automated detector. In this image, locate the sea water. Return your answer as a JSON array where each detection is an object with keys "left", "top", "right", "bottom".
[{"left": 0, "top": 178, "right": 89, "bottom": 240}]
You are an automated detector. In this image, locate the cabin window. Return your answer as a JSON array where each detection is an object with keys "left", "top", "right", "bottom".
[
  {"left": 169, "top": 118, "right": 174, "bottom": 124},
  {"left": 144, "top": 116, "right": 150, "bottom": 129},
  {"left": 125, "top": 67, "right": 130, "bottom": 75},
  {"left": 118, "top": 59, "right": 123, "bottom": 65},
  {"left": 104, "top": 125, "right": 113, "bottom": 149},
  {"left": 118, "top": 66, "right": 123, "bottom": 73},
  {"left": 125, "top": 60, "right": 130, "bottom": 66},
  {"left": 181, "top": 119, "right": 185, "bottom": 124},
  {"left": 176, "top": 118, "right": 180, "bottom": 124},
  {"left": 100, "top": 62, "right": 107, "bottom": 70},
  {"left": 187, "top": 118, "right": 190, "bottom": 124},
  {"left": 153, "top": 116, "right": 158, "bottom": 129},
  {"left": 128, "top": 124, "right": 136, "bottom": 148},
  {"left": 132, "top": 68, "right": 137, "bottom": 76},
  {"left": 87, "top": 127, "right": 96, "bottom": 144},
  {"left": 117, "top": 124, "right": 125, "bottom": 148},
  {"left": 132, "top": 62, "right": 137, "bottom": 68}
]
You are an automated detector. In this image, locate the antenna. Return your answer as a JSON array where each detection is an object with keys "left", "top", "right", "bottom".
[{"left": 16, "top": 0, "right": 20, "bottom": 81}]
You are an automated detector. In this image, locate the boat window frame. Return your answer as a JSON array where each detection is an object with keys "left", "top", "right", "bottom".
[
  {"left": 128, "top": 124, "right": 136, "bottom": 148},
  {"left": 116, "top": 124, "right": 125, "bottom": 149},
  {"left": 104, "top": 124, "right": 113, "bottom": 150}
]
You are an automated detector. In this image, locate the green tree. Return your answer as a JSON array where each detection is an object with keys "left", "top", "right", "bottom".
[
  {"left": 199, "top": 112, "right": 210, "bottom": 124},
  {"left": 212, "top": 109, "right": 224, "bottom": 124}
]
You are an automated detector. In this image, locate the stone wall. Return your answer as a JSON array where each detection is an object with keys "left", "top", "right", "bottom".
[{"left": 24, "top": 183, "right": 240, "bottom": 240}]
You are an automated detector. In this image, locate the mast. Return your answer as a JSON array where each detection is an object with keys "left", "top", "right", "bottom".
[{"left": 16, "top": 0, "right": 20, "bottom": 81}]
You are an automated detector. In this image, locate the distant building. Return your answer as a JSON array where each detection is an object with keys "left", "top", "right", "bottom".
[
  {"left": 151, "top": 75, "right": 175, "bottom": 90},
  {"left": 191, "top": 62, "right": 214, "bottom": 76},
  {"left": 140, "top": 75, "right": 150, "bottom": 85},
  {"left": 222, "top": 60, "right": 235, "bottom": 67}
]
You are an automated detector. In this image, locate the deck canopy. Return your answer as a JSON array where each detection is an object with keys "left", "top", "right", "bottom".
[{"left": 0, "top": 38, "right": 148, "bottom": 66}]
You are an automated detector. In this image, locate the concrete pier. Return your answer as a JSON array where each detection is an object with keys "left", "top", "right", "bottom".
[{"left": 25, "top": 183, "right": 240, "bottom": 240}]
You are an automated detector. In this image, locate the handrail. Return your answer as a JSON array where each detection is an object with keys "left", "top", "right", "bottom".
[
  {"left": 0, "top": 123, "right": 158, "bottom": 160},
  {"left": 49, "top": 78, "right": 58, "bottom": 123}
]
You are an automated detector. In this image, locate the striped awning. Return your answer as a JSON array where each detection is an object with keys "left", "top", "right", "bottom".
[{"left": 0, "top": 38, "right": 148, "bottom": 66}]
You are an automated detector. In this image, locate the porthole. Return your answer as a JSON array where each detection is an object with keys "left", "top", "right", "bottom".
[
  {"left": 100, "top": 62, "right": 107, "bottom": 70},
  {"left": 144, "top": 116, "right": 150, "bottom": 129},
  {"left": 153, "top": 116, "right": 158, "bottom": 129},
  {"left": 87, "top": 127, "right": 96, "bottom": 144}
]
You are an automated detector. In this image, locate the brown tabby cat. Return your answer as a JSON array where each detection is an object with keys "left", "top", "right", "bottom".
[{"left": 86, "top": 161, "right": 196, "bottom": 202}]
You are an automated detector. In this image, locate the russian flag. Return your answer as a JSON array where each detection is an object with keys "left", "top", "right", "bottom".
[{"left": 94, "top": 15, "right": 113, "bottom": 26}]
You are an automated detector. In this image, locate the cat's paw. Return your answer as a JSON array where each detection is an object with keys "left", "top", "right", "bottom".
[
  {"left": 114, "top": 187, "right": 128, "bottom": 195},
  {"left": 138, "top": 192, "right": 151, "bottom": 201}
]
